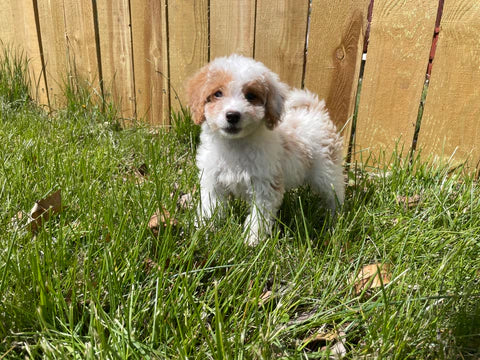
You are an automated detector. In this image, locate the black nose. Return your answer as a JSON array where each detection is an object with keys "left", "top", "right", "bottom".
[{"left": 226, "top": 111, "right": 241, "bottom": 124}]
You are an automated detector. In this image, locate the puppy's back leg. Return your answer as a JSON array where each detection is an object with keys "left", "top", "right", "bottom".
[{"left": 308, "top": 161, "right": 344, "bottom": 212}]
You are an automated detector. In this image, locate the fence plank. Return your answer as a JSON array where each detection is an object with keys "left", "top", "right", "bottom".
[
  {"left": 1, "top": 0, "right": 48, "bottom": 105},
  {"left": 168, "top": 0, "right": 209, "bottom": 111},
  {"left": 255, "top": 0, "right": 309, "bottom": 88},
  {"left": 210, "top": 0, "right": 255, "bottom": 59},
  {"left": 354, "top": 1, "right": 438, "bottom": 162},
  {"left": 36, "top": 0, "right": 68, "bottom": 106},
  {"left": 418, "top": 1, "right": 480, "bottom": 169},
  {"left": 130, "top": 0, "right": 169, "bottom": 125},
  {"left": 0, "top": 1, "right": 16, "bottom": 44},
  {"left": 305, "top": 0, "right": 370, "bottom": 137},
  {"left": 97, "top": 0, "right": 136, "bottom": 121},
  {"left": 63, "top": 1, "right": 100, "bottom": 93}
]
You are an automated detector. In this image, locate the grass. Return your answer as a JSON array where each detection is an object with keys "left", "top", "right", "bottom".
[{"left": 1, "top": 51, "right": 479, "bottom": 359}]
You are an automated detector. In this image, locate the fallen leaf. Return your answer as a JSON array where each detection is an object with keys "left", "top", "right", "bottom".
[
  {"left": 27, "top": 190, "right": 63, "bottom": 233},
  {"left": 148, "top": 207, "right": 178, "bottom": 236},
  {"left": 353, "top": 263, "right": 392, "bottom": 295},
  {"left": 258, "top": 290, "right": 273, "bottom": 306},
  {"left": 396, "top": 194, "right": 421, "bottom": 209},
  {"left": 327, "top": 339, "right": 347, "bottom": 359},
  {"left": 304, "top": 329, "right": 339, "bottom": 345},
  {"left": 177, "top": 193, "right": 193, "bottom": 210},
  {"left": 10, "top": 211, "right": 24, "bottom": 230},
  {"left": 303, "top": 327, "right": 348, "bottom": 358}
]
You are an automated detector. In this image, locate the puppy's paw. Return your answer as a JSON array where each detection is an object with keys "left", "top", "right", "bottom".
[{"left": 244, "top": 229, "right": 261, "bottom": 246}]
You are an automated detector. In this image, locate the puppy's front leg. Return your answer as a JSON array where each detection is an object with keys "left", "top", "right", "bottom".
[
  {"left": 197, "top": 175, "right": 225, "bottom": 226},
  {"left": 244, "top": 183, "right": 284, "bottom": 246}
]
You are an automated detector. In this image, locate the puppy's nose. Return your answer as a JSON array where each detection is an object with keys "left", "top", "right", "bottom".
[{"left": 226, "top": 111, "right": 241, "bottom": 125}]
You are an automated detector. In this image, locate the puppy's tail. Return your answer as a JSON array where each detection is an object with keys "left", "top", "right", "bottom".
[{"left": 284, "top": 88, "right": 327, "bottom": 114}]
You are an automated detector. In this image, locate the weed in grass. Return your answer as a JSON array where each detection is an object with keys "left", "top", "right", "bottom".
[
  {"left": 0, "top": 44, "right": 31, "bottom": 112},
  {"left": 0, "top": 49, "right": 479, "bottom": 359}
]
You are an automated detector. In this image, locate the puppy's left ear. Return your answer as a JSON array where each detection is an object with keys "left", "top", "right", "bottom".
[
  {"left": 186, "top": 66, "right": 209, "bottom": 125},
  {"left": 265, "top": 72, "right": 289, "bottom": 129}
]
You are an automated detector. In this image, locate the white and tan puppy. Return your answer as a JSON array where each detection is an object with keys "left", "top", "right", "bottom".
[{"left": 187, "top": 54, "right": 344, "bottom": 245}]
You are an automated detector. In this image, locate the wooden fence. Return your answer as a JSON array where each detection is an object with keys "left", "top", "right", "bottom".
[{"left": 1, "top": 0, "right": 479, "bottom": 169}]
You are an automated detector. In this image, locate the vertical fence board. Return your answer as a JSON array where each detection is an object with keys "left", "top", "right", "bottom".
[
  {"left": 418, "top": 1, "right": 480, "bottom": 168},
  {"left": 131, "top": 0, "right": 169, "bottom": 125},
  {"left": 97, "top": 0, "right": 136, "bottom": 120},
  {"left": 255, "top": 0, "right": 309, "bottom": 88},
  {"left": 354, "top": 1, "right": 438, "bottom": 162},
  {"left": 210, "top": 0, "right": 255, "bottom": 59},
  {"left": 36, "top": 0, "right": 68, "bottom": 106},
  {"left": 305, "top": 0, "right": 370, "bottom": 145},
  {"left": 1, "top": 0, "right": 48, "bottom": 105},
  {"left": 168, "top": 0, "right": 209, "bottom": 111},
  {"left": 63, "top": 1, "right": 100, "bottom": 92},
  {"left": 0, "top": 1, "right": 16, "bottom": 44}
]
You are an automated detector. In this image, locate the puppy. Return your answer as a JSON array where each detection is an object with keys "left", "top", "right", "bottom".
[{"left": 187, "top": 54, "right": 344, "bottom": 245}]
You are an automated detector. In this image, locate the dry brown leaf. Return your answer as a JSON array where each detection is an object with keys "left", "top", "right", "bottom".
[
  {"left": 27, "top": 190, "right": 63, "bottom": 233},
  {"left": 304, "top": 329, "right": 339, "bottom": 345},
  {"left": 258, "top": 290, "right": 273, "bottom": 306},
  {"left": 303, "top": 328, "right": 347, "bottom": 358},
  {"left": 177, "top": 193, "right": 193, "bottom": 210},
  {"left": 353, "top": 263, "right": 392, "bottom": 295},
  {"left": 148, "top": 207, "right": 178, "bottom": 236},
  {"left": 10, "top": 211, "right": 24, "bottom": 230},
  {"left": 327, "top": 339, "right": 347, "bottom": 359},
  {"left": 396, "top": 194, "right": 421, "bottom": 209}
]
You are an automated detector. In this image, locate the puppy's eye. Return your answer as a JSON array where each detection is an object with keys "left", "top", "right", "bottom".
[
  {"left": 245, "top": 92, "right": 257, "bottom": 102},
  {"left": 214, "top": 90, "right": 223, "bottom": 98}
]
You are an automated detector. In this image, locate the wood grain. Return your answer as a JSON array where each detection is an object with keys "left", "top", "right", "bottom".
[
  {"left": 168, "top": 0, "right": 209, "bottom": 111},
  {"left": 97, "top": 0, "right": 136, "bottom": 121},
  {"left": 35, "top": 0, "right": 68, "bottom": 106},
  {"left": 354, "top": 1, "right": 438, "bottom": 163},
  {"left": 305, "top": 0, "right": 370, "bottom": 135},
  {"left": 130, "top": 0, "right": 169, "bottom": 125},
  {"left": 0, "top": 0, "right": 48, "bottom": 105},
  {"left": 0, "top": 1, "right": 16, "bottom": 44},
  {"left": 63, "top": 1, "right": 100, "bottom": 92},
  {"left": 255, "top": 0, "right": 309, "bottom": 88},
  {"left": 210, "top": 0, "right": 255, "bottom": 59},
  {"left": 418, "top": 1, "right": 480, "bottom": 169}
]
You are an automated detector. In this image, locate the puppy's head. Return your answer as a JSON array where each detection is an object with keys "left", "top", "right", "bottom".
[{"left": 186, "top": 55, "right": 288, "bottom": 138}]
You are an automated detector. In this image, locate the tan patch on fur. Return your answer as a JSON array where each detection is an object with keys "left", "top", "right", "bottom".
[
  {"left": 327, "top": 134, "right": 343, "bottom": 164},
  {"left": 270, "top": 173, "right": 284, "bottom": 193},
  {"left": 186, "top": 67, "right": 233, "bottom": 125},
  {"left": 290, "top": 102, "right": 314, "bottom": 112}
]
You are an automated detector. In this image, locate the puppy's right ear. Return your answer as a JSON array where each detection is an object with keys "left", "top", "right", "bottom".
[{"left": 186, "top": 66, "right": 209, "bottom": 125}]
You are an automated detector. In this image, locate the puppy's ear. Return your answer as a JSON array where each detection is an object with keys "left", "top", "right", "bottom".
[
  {"left": 264, "top": 72, "right": 289, "bottom": 129},
  {"left": 186, "top": 66, "right": 209, "bottom": 125}
]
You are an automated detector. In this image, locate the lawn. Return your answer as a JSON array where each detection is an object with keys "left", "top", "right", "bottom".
[{"left": 0, "top": 51, "right": 479, "bottom": 359}]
